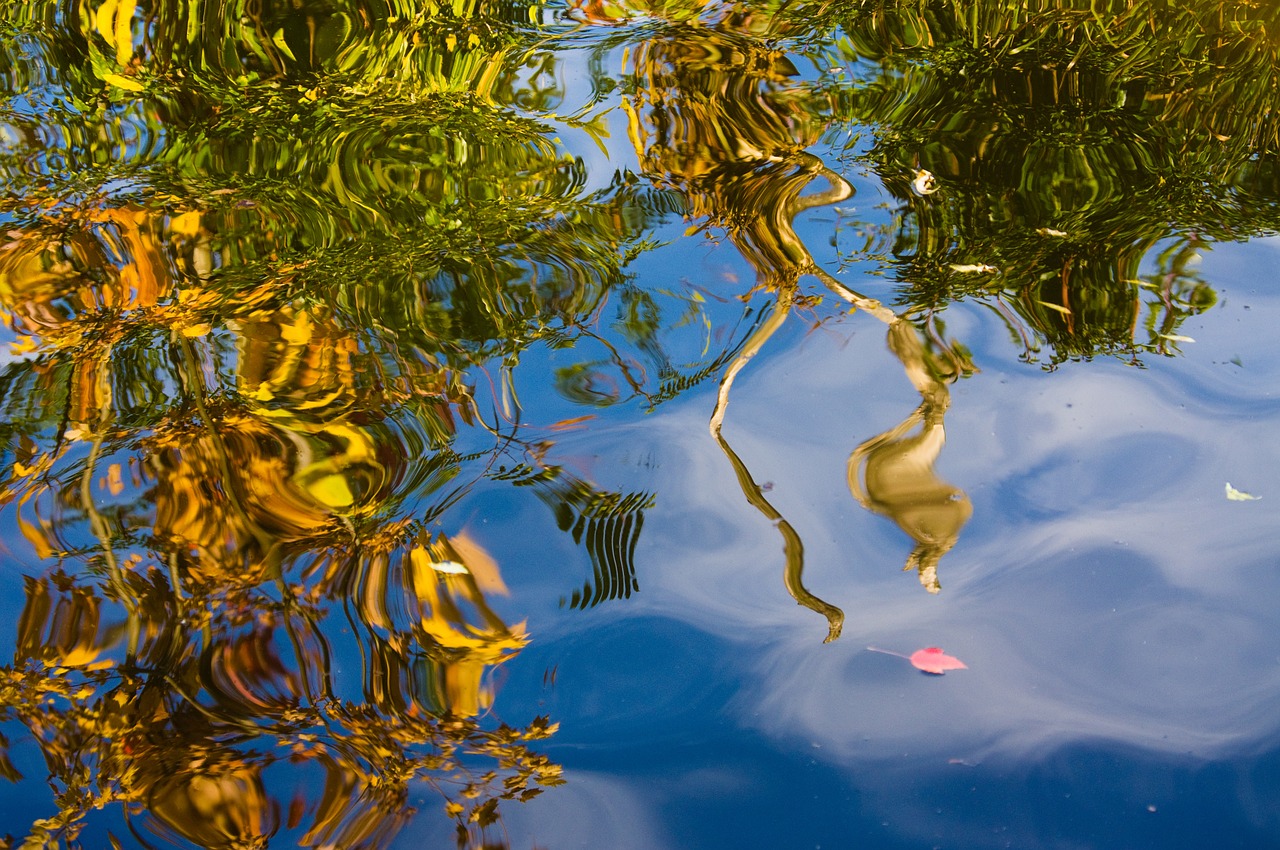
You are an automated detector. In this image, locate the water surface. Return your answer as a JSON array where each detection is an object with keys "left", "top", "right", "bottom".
[{"left": 1, "top": 0, "right": 1279, "bottom": 847}]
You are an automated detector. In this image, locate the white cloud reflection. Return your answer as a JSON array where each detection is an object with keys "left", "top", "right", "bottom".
[
  {"left": 581, "top": 294, "right": 1280, "bottom": 771},
  {"left": 493, "top": 261, "right": 1280, "bottom": 848}
]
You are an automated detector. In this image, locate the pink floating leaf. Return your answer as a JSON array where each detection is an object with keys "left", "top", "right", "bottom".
[{"left": 909, "top": 647, "right": 967, "bottom": 675}]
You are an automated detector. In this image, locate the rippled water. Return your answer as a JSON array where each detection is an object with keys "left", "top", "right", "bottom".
[{"left": 2, "top": 0, "right": 1280, "bottom": 847}]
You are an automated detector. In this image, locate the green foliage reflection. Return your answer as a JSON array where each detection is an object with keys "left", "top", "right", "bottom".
[{"left": 824, "top": 0, "right": 1280, "bottom": 365}]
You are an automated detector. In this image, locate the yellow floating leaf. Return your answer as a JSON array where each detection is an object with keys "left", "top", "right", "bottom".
[
  {"left": 180, "top": 322, "right": 212, "bottom": 338},
  {"left": 1225, "top": 482, "right": 1260, "bottom": 501},
  {"left": 103, "top": 73, "right": 143, "bottom": 92},
  {"left": 1158, "top": 333, "right": 1195, "bottom": 344},
  {"left": 948, "top": 263, "right": 997, "bottom": 274},
  {"left": 1036, "top": 300, "right": 1072, "bottom": 315}
]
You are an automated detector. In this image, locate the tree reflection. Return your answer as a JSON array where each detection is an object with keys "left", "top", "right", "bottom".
[
  {"left": 620, "top": 8, "right": 972, "bottom": 637},
  {"left": 623, "top": 15, "right": 847, "bottom": 639},
  {"left": 615, "top": 0, "right": 1280, "bottom": 625},
  {"left": 7, "top": 557, "right": 558, "bottom": 850},
  {"left": 4, "top": 0, "right": 1280, "bottom": 840},
  {"left": 822, "top": 0, "right": 1280, "bottom": 365},
  {"left": 0, "top": 1, "right": 667, "bottom": 844}
]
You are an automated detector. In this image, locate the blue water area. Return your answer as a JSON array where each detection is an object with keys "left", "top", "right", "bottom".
[{"left": 404, "top": 237, "right": 1280, "bottom": 848}]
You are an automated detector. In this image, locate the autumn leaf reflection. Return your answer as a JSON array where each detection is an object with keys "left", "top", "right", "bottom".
[
  {"left": 2, "top": 530, "right": 558, "bottom": 849},
  {"left": 0, "top": 209, "right": 564, "bottom": 846},
  {"left": 0, "top": 0, "right": 752, "bottom": 841}
]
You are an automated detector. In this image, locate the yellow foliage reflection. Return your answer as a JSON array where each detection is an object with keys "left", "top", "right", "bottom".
[
  {"left": 0, "top": 200, "right": 557, "bottom": 847},
  {"left": 4, "top": 530, "right": 555, "bottom": 849},
  {"left": 312, "top": 529, "right": 528, "bottom": 719},
  {"left": 144, "top": 762, "right": 277, "bottom": 850},
  {"left": 624, "top": 20, "right": 834, "bottom": 288},
  {"left": 144, "top": 411, "right": 350, "bottom": 582},
  {"left": 848, "top": 320, "right": 972, "bottom": 593},
  {"left": 0, "top": 206, "right": 174, "bottom": 334}
]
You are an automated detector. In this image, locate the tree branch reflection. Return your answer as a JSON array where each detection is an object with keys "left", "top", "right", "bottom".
[{"left": 626, "top": 15, "right": 973, "bottom": 639}]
